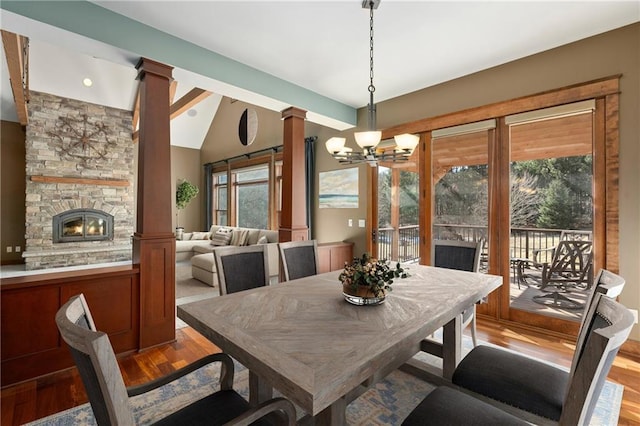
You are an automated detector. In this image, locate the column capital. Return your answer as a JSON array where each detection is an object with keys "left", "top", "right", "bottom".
[
  {"left": 281, "top": 106, "right": 307, "bottom": 120},
  {"left": 135, "top": 57, "right": 174, "bottom": 81}
]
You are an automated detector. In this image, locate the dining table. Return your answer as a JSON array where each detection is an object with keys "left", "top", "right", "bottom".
[{"left": 177, "top": 263, "right": 502, "bottom": 425}]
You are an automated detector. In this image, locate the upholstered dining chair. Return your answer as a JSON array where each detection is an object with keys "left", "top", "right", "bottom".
[
  {"left": 433, "top": 239, "right": 483, "bottom": 347},
  {"left": 56, "top": 294, "right": 296, "bottom": 426},
  {"left": 214, "top": 245, "right": 270, "bottom": 296},
  {"left": 404, "top": 290, "right": 634, "bottom": 425},
  {"left": 278, "top": 239, "right": 319, "bottom": 281},
  {"left": 447, "top": 269, "right": 629, "bottom": 425}
]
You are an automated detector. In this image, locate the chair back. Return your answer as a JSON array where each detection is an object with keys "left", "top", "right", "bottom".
[
  {"left": 278, "top": 240, "right": 319, "bottom": 281},
  {"left": 561, "top": 293, "right": 634, "bottom": 424},
  {"left": 55, "top": 294, "right": 135, "bottom": 425},
  {"left": 433, "top": 240, "right": 482, "bottom": 272},
  {"left": 541, "top": 240, "right": 593, "bottom": 288},
  {"left": 214, "top": 245, "right": 270, "bottom": 295}
]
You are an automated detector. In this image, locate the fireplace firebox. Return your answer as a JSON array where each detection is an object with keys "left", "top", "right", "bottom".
[{"left": 53, "top": 209, "right": 114, "bottom": 243}]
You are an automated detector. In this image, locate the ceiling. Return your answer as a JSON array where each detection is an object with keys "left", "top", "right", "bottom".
[{"left": 1, "top": 1, "right": 639, "bottom": 149}]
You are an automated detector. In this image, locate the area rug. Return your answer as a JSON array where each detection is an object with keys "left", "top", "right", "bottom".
[
  {"left": 25, "top": 337, "right": 622, "bottom": 426},
  {"left": 175, "top": 260, "right": 218, "bottom": 301}
]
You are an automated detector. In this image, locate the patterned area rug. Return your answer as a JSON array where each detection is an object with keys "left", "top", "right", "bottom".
[{"left": 26, "top": 338, "right": 622, "bottom": 425}]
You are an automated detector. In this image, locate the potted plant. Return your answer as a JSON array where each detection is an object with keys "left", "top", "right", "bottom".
[
  {"left": 339, "top": 253, "right": 409, "bottom": 305},
  {"left": 175, "top": 179, "right": 199, "bottom": 239}
]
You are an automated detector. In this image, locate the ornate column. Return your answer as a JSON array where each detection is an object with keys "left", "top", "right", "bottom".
[
  {"left": 279, "top": 107, "right": 308, "bottom": 242},
  {"left": 133, "top": 58, "right": 175, "bottom": 349}
]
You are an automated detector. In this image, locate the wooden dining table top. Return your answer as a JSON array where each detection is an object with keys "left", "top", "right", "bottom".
[{"left": 177, "top": 264, "right": 502, "bottom": 418}]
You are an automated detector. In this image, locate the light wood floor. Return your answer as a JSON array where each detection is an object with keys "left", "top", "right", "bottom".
[{"left": 2, "top": 321, "right": 639, "bottom": 425}]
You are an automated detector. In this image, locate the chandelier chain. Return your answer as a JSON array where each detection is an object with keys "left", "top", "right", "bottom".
[{"left": 368, "top": 1, "right": 375, "bottom": 94}]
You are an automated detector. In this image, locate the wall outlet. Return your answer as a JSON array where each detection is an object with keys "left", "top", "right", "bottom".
[
  {"left": 6, "top": 246, "right": 12, "bottom": 253},
  {"left": 358, "top": 219, "right": 365, "bottom": 228},
  {"left": 348, "top": 219, "right": 353, "bottom": 227},
  {"left": 15, "top": 246, "right": 21, "bottom": 253}
]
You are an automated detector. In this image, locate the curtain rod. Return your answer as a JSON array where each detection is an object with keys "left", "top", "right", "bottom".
[{"left": 204, "top": 137, "right": 317, "bottom": 168}]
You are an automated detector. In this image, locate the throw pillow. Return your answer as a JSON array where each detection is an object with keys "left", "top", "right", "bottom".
[
  {"left": 210, "top": 227, "right": 233, "bottom": 246},
  {"left": 230, "top": 229, "right": 249, "bottom": 246},
  {"left": 257, "top": 235, "right": 269, "bottom": 245},
  {"left": 190, "top": 231, "right": 209, "bottom": 240}
]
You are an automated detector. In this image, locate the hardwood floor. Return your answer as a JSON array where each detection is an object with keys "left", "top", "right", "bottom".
[{"left": 2, "top": 321, "right": 639, "bottom": 425}]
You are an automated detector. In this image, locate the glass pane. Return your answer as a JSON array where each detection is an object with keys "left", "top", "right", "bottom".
[
  {"left": 236, "top": 166, "right": 268, "bottom": 183},
  {"left": 217, "top": 211, "right": 227, "bottom": 226},
  {"left": 432, "top": 130, "right": 489, "bottom": 271},
  {"left": 217, "top": 186, "right": 227, "bottom": 210},
  {"left": 377, "top": 167, "right": 392, "bottom": 260},
  {"left": 509, "top": 111, "right": 594, "bottom": 320},
  {"left": 213, "top": 172, "right": 227, "bottom": 185},
  {"left": 399, "top": 170, "right": 419, "bottom": 262},
  {"left": 86, "top": 216, "right": 106, "bottom": 236},
  {"left": 237, "top": 183, "right": 268, "bottom": 229}
]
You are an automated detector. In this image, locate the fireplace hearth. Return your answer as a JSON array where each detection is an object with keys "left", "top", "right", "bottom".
[{"left": 53, "top": 209, "right": 114, "bottom": 243}]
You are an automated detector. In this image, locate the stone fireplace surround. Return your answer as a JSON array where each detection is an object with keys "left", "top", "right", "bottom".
[{"left": 23, "top": 92, "right": 134, "bottom": 270}]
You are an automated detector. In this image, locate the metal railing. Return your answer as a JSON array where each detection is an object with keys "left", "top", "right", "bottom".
[{"left": 377, "top": 224, "right": 590, "bottom": 265}]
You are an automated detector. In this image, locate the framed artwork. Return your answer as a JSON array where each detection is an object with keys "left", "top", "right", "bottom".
[{"left": 319, "top": 167, "right": 359, "bottom": 208}]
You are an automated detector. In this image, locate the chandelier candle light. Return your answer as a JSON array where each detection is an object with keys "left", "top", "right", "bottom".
[{"left": 326, "top": 0, "right": 419, "bottom": 166}]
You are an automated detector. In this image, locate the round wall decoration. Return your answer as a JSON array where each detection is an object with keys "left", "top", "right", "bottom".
[{"left": 238, "top": 108, "right": 258, "bottom": 146}]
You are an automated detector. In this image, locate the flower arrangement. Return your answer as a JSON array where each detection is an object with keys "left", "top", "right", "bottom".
[{"left": 339, "top": 253, "right": 409, "bottom": 298}]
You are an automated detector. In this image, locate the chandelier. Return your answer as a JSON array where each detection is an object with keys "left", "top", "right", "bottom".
[{"left": 326, "top": 0, "right": 419, "bottom": 167}]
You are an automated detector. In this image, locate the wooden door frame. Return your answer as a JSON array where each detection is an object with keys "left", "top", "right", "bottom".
[{"left": 380, "top": 76, "right": 619, "bottom": 337}]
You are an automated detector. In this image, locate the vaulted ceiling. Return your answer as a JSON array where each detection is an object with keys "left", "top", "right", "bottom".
[{"left": 1, "top": 1, "right": 638, "bottom": 149}]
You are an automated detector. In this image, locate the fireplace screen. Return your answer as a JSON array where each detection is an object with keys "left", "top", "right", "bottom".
[{"left": 53, "top": 209, "right": 114, "bottom": 243}]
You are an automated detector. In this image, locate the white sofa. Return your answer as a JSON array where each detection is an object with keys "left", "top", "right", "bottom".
[
  {"left": 176, "top": 231, "right": 215, "bottom": 261},
  {"left": 181, "top": 225, "right": 280, "bottom": 287}
]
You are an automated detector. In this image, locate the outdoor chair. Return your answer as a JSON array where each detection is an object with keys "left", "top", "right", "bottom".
[
  {"left": 532, "top": 230, "right": 592, "bottom": 266},
  {"left": 55, "top": 294, "right": 296, "bottom": 426},
  {"left": 447, "top": 271, "right": 631, "bottom": 425},
  {"left": 278, "top": 239, "right": 319, "bottom": 281},
  {"left": 432, "top": 239, "right": 483, "bottom": 347},
  {"left": 517, "top": 240, "right": 593, "bottom": 309},
  {"left": 214, "top": 245, "right": 270, "bottom": 296}
]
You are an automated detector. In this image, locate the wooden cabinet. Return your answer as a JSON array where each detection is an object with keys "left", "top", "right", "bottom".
[
  {"left": 1, "top": 265, "right": 139, "bottom": 386},
  {"left": 317, "top": 241, "right": 354, "bottom": 274}
]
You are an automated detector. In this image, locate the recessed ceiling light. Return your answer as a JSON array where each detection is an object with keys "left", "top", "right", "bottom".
[
  {"left": 187, "top": 109, "right": 198, "bottom": 117},
  {"left": 82, "top": 78, "right": 93, "bottom": 87}
]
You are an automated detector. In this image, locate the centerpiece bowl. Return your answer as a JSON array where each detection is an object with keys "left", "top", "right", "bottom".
[{"left": 339, "top": 253, "right": 409, "bottom": 305}]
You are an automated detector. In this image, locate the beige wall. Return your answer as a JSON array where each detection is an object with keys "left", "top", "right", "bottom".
[
  {"left": 171, "top": 146, "right": 203, "bottom": 232},
  {"left": 201, "top": 98, "right": 286, "bottom": 164},
  {"left": 319, "top": 23, "right": 639, "bottom": 340},
  {"left": 0, "top": 121, "right": 26, "bottom": 264}
]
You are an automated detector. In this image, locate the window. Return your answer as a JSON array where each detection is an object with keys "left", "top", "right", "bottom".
[{"left": 213, "top": 172, "right": 227, "bottom": 226}]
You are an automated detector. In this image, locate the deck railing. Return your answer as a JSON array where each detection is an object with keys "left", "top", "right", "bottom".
[{"left": 377, "top": 224, "right": 588, "bottom": 264}]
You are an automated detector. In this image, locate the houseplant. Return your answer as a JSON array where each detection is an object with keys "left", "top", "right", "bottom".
[
  {"left": 175, "top": 179, "right": 199, "bottom": 239},
  {"left": 339, "top": 253, "right": 409, "bottom": 305}
]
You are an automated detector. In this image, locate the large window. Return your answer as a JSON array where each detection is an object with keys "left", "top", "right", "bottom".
[{"left": 210, "top": 154, "right": 282, "bottom": 230}]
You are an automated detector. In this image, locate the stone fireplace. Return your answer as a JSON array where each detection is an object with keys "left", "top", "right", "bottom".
[{"left": 23, "top": 92, "right": 134, "bottom": 270}]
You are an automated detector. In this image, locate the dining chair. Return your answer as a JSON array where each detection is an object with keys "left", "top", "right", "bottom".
[
  {"left": 278, "top": 239, "right": 319, "bottom": 281},
  {"left": 214, "top": 245, "right": 270, "bottom": 296},
  {"left": 448, "top": 269, "right": 629, "bottom": 425},
  {"left": 432, "top": 239, "right": 483, "bottom": 347},
  {"left": 56, "top": 293, "right": 296, "bottom": 426}
]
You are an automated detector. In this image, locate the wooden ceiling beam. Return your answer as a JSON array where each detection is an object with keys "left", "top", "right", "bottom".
[
  {"left": 169, "top": 87, "right": 211, "bottom": 120},
  {"left": 132, "top": 86, "right": 211, "bottom": 143},
  {"left": 1, "top": 30, "right": 29, "bottom": 126}
]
